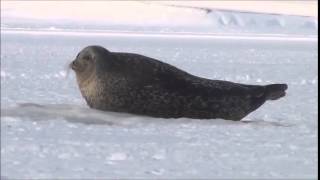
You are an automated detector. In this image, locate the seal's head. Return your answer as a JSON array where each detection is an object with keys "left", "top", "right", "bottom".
[{"left": 70, "top": 46, "right": 111, "bottom": 84}]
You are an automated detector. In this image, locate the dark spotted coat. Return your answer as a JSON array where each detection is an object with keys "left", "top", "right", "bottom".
[{"left": 75, "top": 46, "right": 287, "bottom": 120}]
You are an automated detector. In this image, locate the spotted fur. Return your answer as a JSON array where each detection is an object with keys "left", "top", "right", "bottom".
[{"left": 71, "top": 46, "right": 288, "bottom": 120}]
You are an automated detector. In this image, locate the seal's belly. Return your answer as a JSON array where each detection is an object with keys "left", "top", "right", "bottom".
[
  {"left": 79, "top": 80, "right": 252, "bottom": 120},
  {"left": 110, "top": 87, "right": 251, "bottom": 120}
]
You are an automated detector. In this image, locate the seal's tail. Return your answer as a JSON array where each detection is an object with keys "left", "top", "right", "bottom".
[{"left": 265, "top": 84, "right": 288, "bottom": 100}]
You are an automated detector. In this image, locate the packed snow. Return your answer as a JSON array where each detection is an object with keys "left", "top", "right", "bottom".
[
  {"left": 1, "top": 29, "right": 317, "bottom": 179},
  {"left": 1, "top": 2, "right": 318, "bottom": 179},
  {"left": 2, "top": 1, "right": 318, "bottom": 35}
]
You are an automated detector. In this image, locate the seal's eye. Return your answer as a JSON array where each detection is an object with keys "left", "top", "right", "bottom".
[{"left": 82, "top": 55, "right": 91, "bottom": 61}]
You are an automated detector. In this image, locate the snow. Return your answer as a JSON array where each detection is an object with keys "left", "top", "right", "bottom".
[
  {"left": 2, "top": 1, "right": 318, "bottom": 35},
  {"left": 1, "top": 3, "right": 318, "bottom": 179},
  {"left": 1, "top": 29, "right": 317, "bottom": 179}
]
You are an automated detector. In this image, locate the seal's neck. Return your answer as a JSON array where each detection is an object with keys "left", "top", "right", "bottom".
[
  {"left": 76, "top": 72, "right": 99, "bottom": 108},
  {"left": 76, "top": 71, "right": 95, "bottom": 88}
]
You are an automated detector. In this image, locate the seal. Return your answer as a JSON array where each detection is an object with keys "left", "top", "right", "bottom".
[{"left": 70, "top": 45, "right": 288, "bottom": 120}]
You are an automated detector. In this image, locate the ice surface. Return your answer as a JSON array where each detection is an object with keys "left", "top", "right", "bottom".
[
  {"left": 1, "top": 30, "right": 317, "bottom": 179},
  {"left": 2, "top": 2, "right": 318, "bottom": 36}
]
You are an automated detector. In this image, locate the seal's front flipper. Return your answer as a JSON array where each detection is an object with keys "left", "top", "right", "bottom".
[{"left": 265, "top": 84, "right": 288, "bottom": 100}]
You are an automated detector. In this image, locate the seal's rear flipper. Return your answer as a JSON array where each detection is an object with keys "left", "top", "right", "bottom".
[{"left": 265, "top": 84, "right": 288, "bottom": 100}]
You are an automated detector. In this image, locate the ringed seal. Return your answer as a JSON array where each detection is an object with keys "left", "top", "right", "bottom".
[{"left": 70, "top": 45, "right": 288, "bottom": 120}]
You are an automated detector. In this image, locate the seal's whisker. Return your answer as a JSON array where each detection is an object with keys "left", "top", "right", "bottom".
[{"left": 62, "top": 61, "right": 72, "bottom": 79}]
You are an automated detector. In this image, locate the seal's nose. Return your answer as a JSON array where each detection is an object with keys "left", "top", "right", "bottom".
[{"left": 70, "top": 60, "right": 77, "bottom": 70}]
